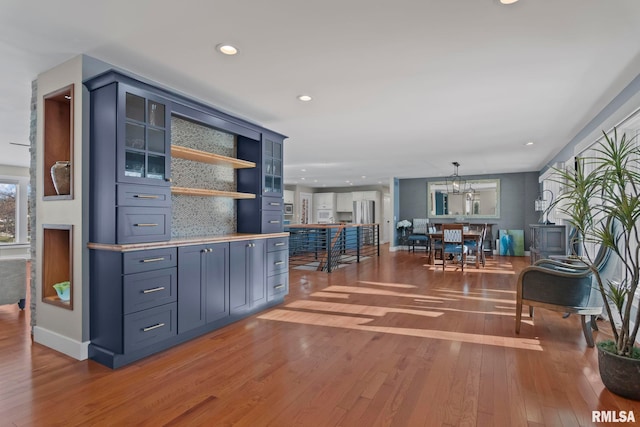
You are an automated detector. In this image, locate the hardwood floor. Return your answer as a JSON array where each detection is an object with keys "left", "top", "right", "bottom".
[{"left": 2, "top": 246, "right": 639, "bottom": 426}]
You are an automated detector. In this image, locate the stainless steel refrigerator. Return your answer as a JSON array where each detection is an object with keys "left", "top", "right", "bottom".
[
  {"left": 353, "top": 200, "right": 375, "bottom": 224},
  {"left": 353, "top": 200, "right": 375, "bottom": 245}
]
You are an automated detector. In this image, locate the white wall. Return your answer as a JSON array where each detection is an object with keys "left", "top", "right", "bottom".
[{"left": 34, "top": 55, "right": 88, "bottom": 360}]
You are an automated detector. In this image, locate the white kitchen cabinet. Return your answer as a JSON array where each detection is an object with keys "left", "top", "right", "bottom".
[
  {"left": 336, "top": 193, "right": 353, "bottom": 212},
  {"left": 284, "top": 190, "right": 294, "bottom": 205},
  {"left": 353, "top": 191, "right": 380, "bottom": 202},
  {"left": 313, "top": 192, "right": 335, "bottom": 209}
]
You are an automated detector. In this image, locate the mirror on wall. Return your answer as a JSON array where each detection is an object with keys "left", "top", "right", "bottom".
[{"left": 427, "top": 179, "right": 500, "bottom": 219}]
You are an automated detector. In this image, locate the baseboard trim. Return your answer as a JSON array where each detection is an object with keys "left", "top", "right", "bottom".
[{"left": 33, "top": 326, "right": 89, "bottom": 360}]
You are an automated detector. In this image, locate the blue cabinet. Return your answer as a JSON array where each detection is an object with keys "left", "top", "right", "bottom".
[
  {"left": 266, "top": 236, "right": 289, "bottom": 301},
  {"left": 89, "top": 248, "right": 178, "bottom": 366},
  {"left": 87, "top": 69, "right": 289, "bottom": 369},
  {"left": 237, "top": 131, "right": 286, "bottom": 234},
  {"left": 86, "top": 73, "right": 172, "bottom": 244}
]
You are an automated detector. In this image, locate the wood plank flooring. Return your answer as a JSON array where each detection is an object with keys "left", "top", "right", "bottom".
[{"left": 2, "top": 246, "right": 640, "bottom": 426}]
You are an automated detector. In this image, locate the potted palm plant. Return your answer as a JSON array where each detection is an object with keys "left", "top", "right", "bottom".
[{"left": 551, "top": 128, "right": 640, "bottom": 400}]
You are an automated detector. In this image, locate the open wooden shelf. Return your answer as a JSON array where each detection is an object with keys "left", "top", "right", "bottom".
[
  {"left": 42, "top": 225, "right": 73, "bottom": 310},
  {"left": 171, "top": 145, "right": 255, "bottom": 169},
  {"left": 171, "top": 186, "right": 256, "bottom": 199}
]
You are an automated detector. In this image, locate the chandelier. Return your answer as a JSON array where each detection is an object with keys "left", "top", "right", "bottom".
[{"left": 446, "top": 162, "right": 467, "bottom": 194}]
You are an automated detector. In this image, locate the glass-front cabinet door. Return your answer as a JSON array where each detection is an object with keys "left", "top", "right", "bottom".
[
  {"left": 118, "top": 86, "right": 171, "bottom": 185},
  {"left": 263, "top": 133, "right": 283, "bottom": 195}
]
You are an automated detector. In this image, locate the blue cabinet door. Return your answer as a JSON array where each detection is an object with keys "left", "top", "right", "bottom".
[
  {"left": 204, "top": 243, "right": 229, "bottom": 323},
  {"left": 178, "top": 243, "right": 230, "bottom": 333},
  {"left": 230, "top": 240, "right": 266, "bottom": 314},
  {"left": 178, "top": 245, "right": 206, "bottom": 333}
]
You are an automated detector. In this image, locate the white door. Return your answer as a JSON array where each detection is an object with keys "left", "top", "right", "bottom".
[{"left": 382, "top": 193, "right": 391, "bottom": 243}]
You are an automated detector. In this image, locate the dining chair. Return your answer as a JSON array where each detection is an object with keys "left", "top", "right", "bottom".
[
  {"left": 429, "top": 225, "right": 442, "bottom": 262},
  {"left": 441, "top": 223, "right": 468, "bottom": 271},
  {"left": 407, "top": 218, "right": 429, "bottom": 252},
  {"left": 465, "top": 223, "right": 486, "bottom": 267}
]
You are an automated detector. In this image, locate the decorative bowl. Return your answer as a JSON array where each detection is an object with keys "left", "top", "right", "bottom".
[{"left": 53, "top": 281, "right": 71, "bottom": 301}]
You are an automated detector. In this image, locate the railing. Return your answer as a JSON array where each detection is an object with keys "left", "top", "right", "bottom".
[{"left": 286, "top": 223, "right": 380, "bottom": 272}]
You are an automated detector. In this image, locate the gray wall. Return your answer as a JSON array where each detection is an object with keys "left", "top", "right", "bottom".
[{"left": 399, "top": 171, "right": 539, "bottom": 249}]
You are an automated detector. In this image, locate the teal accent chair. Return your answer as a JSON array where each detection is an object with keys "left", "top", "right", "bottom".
[{"left": 515, "top": 242, "right": 615, "bottom": 347}]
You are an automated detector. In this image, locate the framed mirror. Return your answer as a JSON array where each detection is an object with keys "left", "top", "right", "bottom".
[{"left": 427, "top": 179, "right": 500, "bottom": 219}]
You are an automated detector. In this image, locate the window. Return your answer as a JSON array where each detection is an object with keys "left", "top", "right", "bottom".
[{"left": 0, "top": 181, "right": 17, "bottom": 244}]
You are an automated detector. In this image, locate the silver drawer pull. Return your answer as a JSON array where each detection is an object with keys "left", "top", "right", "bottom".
[
  {"left": 274, "top": 242, "right": 285, "bottom": 246},
  {"left": 142, "top": 323, "right": 165, "bottom": 332},
  {"left": 269, "top": 220, "right": 280, "bottom": 224},
  {"left": 269, "top": 202, "right": 281, "bottom": 206},
  {"left": 134, "top": 194, "right": 159, "bottom": 199},
  {"left": 143, "top": 286, "right": 165, "bottom": 294},
  {"left": 274, "top": 284, "right": 285, "bottom": 290},
  {"left": 275, "top": 261, "right": 285, "bottom": 266},
  {"left": 134, "top": 223, "right": 159, "bottom": 227},
  {"left": 141, "top": 257, "right": 165, "bottom": 263}
]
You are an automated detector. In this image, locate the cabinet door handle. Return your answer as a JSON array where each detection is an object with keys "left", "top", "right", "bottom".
[
  {"left": 142, "top": 323, "right": 165, "bottom": 332},
  {"left": 143, "top": 286, "right": 165, "bottom": 294},
  {"left": 274, "top": 242, "right": 285, "bottom": 246},
  {"left": 134, "top": 223, "right": 159, "bottom": 227},
  {"left": 269, "top": 202, "right": 281, "bottom": 206},
  {"left": 274, "top": 284, "right": 285, "bottom": 290},
  {"left": 141, "top": 257, "right": 165, "bottom": 263},
  {"left": 275, "top": 261, "right": 285, "bottom": 266},
  {"left": 269, "top": 220, "right": 280, "bottom": 224},
  {"left": 134, "top": 194, "right": 159, "bottom": 199}
]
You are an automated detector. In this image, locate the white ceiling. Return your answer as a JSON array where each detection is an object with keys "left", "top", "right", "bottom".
[{"left": 2, "top": 0, "right": 640, "bottom": 188}]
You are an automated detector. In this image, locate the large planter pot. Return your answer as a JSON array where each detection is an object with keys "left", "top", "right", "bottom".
[{"left": 597, "top": 342, "right": 640, "bottom": 400}]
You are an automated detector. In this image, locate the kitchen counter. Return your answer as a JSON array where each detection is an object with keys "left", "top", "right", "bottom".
[
  {"left": 286, "top": 223, "right": 377, "bottom": 229},
  {"left": 87, "top": 232, "right": 289, "bottom": 252}
]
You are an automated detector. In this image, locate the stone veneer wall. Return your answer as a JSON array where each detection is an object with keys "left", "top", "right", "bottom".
[
  {"left": 29, "top": 79, "right": 37, "bottom": 328},
  {"left": 171, "top": 116, "right": 236, "bottom": 237}
]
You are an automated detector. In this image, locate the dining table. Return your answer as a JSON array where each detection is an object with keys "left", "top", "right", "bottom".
[{"left": 428, "top": 229, "right": 483, "bottom": 268}]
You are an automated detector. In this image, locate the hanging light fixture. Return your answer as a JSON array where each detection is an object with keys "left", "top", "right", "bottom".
[{"left": 446, "top": 162, "right": 467, "bottom": 194}]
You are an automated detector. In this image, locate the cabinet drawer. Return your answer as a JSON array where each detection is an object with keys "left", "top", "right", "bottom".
[
  {"left": 117, "top": 207, "right": 171, "bottom": 244},
  {"left": 124, "top": 303, "right": 177, "bottom": 353},
  {"left": 123, "top": 267, "right": 177, "bottom": 314},
  {"left": 266, "top": 236, "right": 289, "bottom": 252},
  {"left": 262, "top": 212, "right": 283, "bottom": 233},
  {"left": 267, "top": 250, "right": 288, "bottom": 276},
  {"left": 117, "top": 184, "right": 171, "bottom": 207},
  {"left": 123, "top": 247, "right": 177, "bottom": 274},
  {"left": 267, "top": 272, "right": 289, "bottom": 300},
  {"left": 262, "top": 196, "right": 284, "bottom": 211}
]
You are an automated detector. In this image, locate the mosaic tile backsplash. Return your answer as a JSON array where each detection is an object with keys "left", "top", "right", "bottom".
[{"left": 171, "top": 116, "right": 237, "bottom": 237}]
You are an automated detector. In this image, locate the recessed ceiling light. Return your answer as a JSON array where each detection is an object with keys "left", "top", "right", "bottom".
[
  {"left": 525, "top": 141, "right": 534, "bottom": 146},
  {"left": 216, "top": 44, "right": 239, "bottom": 55},
  {"left": 361, "top": 175, "right": 366, "bottom": 179},
  {"left": 301, "top": 168, "right": 306, "bottom": 172},
  {"left": 297, "top": 95, "right": 312, "bottom": 102},
  {"left": 500, "top": 0, "right": 519, "bottom": 4}
]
